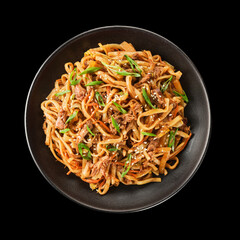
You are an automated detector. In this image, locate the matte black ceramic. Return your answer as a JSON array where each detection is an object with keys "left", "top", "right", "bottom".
[{"left": 25, "top": 26, "right": 211, "bottom": 213}]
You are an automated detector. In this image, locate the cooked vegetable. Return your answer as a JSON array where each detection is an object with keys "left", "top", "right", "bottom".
[
  {"left": 70, "top": 68, "right": 80, "bottom": 86},
  {"left": 102, "top": 61, "right": 141, "bottom": 77},
  {"left": 168, "top": 128, "right": 178, "bottom": 151},
  {"left": 173, "top": 90, "right": 189, "bottom": 103},
  {"left": 111, "top": 116, "right": 120, "bottom": 134},
  {"left": 106, "top": 145, "right": 118, "bottom": 152},
  {"left": 85, "top": 81, "right": 103, "bottom": 87},
  {"left": 95, "top": 91, "right": 105, "bottom": 107},
  {"left": 142, "top": 88, "right": 156, "bottom": 109},
  {"left": 124, "top": 54, "right": 142, "bottom": 74},
  {"left": 86, "top": 125, "right": 95, "bottom": 136},
  {"left": 78, "top": 143, "right": 92, "bottom": 160},
  {"left": 65, "top": 111, "right": 78, "bottom": 124},
  {"left": 141, "top": 131, "right": 157, "bottom": 136},
  {"left": 161, "top": 76, "right": 173, "bottom": 93},
  {"left": 59, "top": 128, "right": 70, "bottom": 133},
  {"left": 112, "top": 101, "right": 127, "bottom": 114},
  {"left": 121, "top": 154, "right": 132, "bottom": 178},
  {"left": 79, "top": 67, "right": 102, "bottom": 75},
  {"left": 55, "top": 90, "right": 71, "bottom": 97}
]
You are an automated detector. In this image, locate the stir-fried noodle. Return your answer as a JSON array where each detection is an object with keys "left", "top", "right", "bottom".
[{"left": 41, "top": 42, "right": 191, "bottom": 195}]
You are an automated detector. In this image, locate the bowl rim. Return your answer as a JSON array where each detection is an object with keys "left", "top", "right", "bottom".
[{"left": 24, "top": 25, "right": 211, "bottom": 213}]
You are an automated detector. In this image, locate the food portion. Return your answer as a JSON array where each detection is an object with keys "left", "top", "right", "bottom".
[{"left": 41, "top": 42, "right": 191, "bottom": 195}]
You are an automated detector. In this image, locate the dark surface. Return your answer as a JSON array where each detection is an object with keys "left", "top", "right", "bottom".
[{"left": 25, "top": 26, "right": 211, "bottom": 212}]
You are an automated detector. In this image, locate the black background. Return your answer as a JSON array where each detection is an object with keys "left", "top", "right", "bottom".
[{"left": 12, "top": 3, "right": 230, "bottom": 234}]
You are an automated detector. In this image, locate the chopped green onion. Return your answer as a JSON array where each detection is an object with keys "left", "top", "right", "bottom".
[
  {"left": 59, "top": 128, "right": 70, "bottom": 133},
  {"left": 112, "top": 101, "right": 127, "bottom": 114},
  {"left": 70, "top": 68, "right": 80, "bottom": 86},
  {"left": 121, "top": 154, "right": 132, "bottom": 178},
  {"left": 101, "top": 61, "right": 141, "bottom": 77},
  {"left": 108, "top": 147, "right": 118, "bottom": 152},
  {"left": 70, "top": 78, "right": 80, "bottom": 86},
  {"left": 55, "top": 90, "right": 71, "bottom": 97},
  {"left": 69, "top": 69, "right": 75, "bottom": 82},
  {"left": 65, "top": 111, "right": 78, "bottom": 124},
  {"left": 95, "top": 91, "right": 105, "bottom": 107},
  {"left": 106, "top": 145, "right": 118, "bottom": 152},
  {"left": 78, "top": 143, "right": 92, "bottom": 160},
  {"left": 111, "top": 116, "right": 120, "bottom": 134},
  {"left": 79, "top": 67, "right": 101, "bottom": 75},
  {"left": 173, "top": 90, "right": 189, "bottom": 103},
  {"left": 86, "top": 125, "right": 95, "bottom": 136},
  {"left": 161, "top": 76, "right": 173, "bottom": 93},
  {"left": 168, "top": 128, "right": 178, "bottom": 151},
  {"left": 85, "top": 81, "right": 103, "bottom": 87},
  {"left": 124, "top": 55, "right": 142, "bottom": 74},
  {"left": 141, "top": 131, "right": 157, "bottom": 136},
  {"left": 117, "top": 71, "right": 141, "bottom": 77},
  {"left": 101, "top": 61, "right": 121, "bottom": 70},
  {"left": 142, "top": 88, "right": 156, "bottom": 109}
]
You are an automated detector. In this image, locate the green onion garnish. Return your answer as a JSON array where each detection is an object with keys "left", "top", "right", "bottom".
[
  {"left": 108, "top": 147, "right": 118, "bottom": 152},
  {"left": 78, "top": 143, "right": 92, "bottom": 160},
  {"left": 65, "top": 111, "right": 78, "bottom": 124},
  {"left": 101, "top": 61, "right": 141, "bottom": 77},
  {"left": 85, "top": 81, "right": 103, "bottom": 87},
  {"left": 173, "top": 90, "right": 189, "bottom": 103},
  {"left": 112, "top": 101, "right": 127, "bottom": 114},
  {"left": 121, "top": 154, "right": 132, "bottom": 178},
  {"left": 59, "top": 128, "right": 70, "bottom": 133},
  {"left": 161, "top": 76, "right": 173, "bottom": 93},
  {"left": 124, "top": 55, "right": 142, "bottom": 74},
  {"left": 111, "top": 116, "right": 120, "bottom": 134},
  {"left": 55, "top": 90, "right": 71, "bottom": 97},
  {"left": 70, "top": 78, "right": 80, "bottom": 86},
  {"left": 142, "top": 88, "right": 156, "bottom": 109},
  {"left": 101, "top": 61, "right": 121, "bottom": 71},
  {"left": 86, "top": 125, "right": 95, "bottom": 136},
  {"left": 79, "top": 67, "right": 101, "bottom": 75},
  {"left": 168, "top": 128, "right": 178, "bottom": 151},
  {"left": 70, "top": 68, "right": 80, "bottom": 86},
  {"left": 69, "top": 69, "right": 75, "bottom": 82},
  {"left": 106, "top": 145, "right": 118, "bottom": 152},
  {"left": 95, "top": 91, "right": 105, "bottom": 107},
  {"left": 141, "top": 131, "right": 157, "bottom": 136},
  {"left": 116, "top": 71, "right": 141, "bottom": 77}
]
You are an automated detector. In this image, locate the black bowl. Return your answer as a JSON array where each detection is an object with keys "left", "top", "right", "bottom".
[{"left": 24, "top": 26, "right": 211, "bottom": 213}]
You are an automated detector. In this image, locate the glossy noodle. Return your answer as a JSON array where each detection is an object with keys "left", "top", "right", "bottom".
[{"left": 41, "top": 42, "right": 191, "bottom": 195}]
